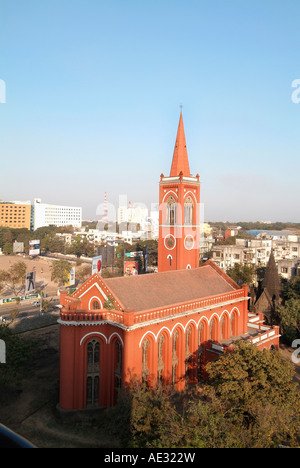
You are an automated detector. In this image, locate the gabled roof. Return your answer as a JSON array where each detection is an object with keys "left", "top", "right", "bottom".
[
  {"left": 170, "top": 112, "right": 191, "bottom": 177},
  {"left": 104, "top": 261, "right": 238, "bottom": 313}
]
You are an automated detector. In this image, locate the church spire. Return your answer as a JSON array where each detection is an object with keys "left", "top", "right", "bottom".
[
  {"left": 170, "top": 112, "right": 191, "bottom": 177},
  {"left": 262, "top": 249, "right": 281, "bottom": 303}
]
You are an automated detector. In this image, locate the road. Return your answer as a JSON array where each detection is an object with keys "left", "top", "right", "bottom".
[{"left": 0, "top": 297, "right": 60, "bottom": 322}]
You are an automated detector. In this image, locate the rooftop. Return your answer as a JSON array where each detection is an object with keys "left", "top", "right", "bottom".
[{"left": 104, "top": 261, "right": 238, "bottom": 313}]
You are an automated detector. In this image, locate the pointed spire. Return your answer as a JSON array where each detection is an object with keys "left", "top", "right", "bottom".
[
  {"left": 170, "top": 112, "right": 191, "bottom": 177},
  {"left": 262, "top": 249, "right": 281, "bottom": 302}
]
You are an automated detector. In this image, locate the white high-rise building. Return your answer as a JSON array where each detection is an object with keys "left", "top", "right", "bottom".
[
  {"left": 117, "top": 202, "right": 148, "bottom": 225},
  {"left": 33, "top": 198, "right": 82, "bottom": 230}
]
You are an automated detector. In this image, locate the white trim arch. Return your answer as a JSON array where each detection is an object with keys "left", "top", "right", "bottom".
[
  {"left": 88, "top": 296, "right": 103, "bottom": 311},
  {"left": 80, "top": 332, "right": 108, "bottom": 346},
  {"left": 139, "top": 331, "right": 157, "bottom": 348},
  {"left": 156, "top": 326, "right": 172, "bottom": 341},
  {"left": 183, "top": 190, "right": 198, "bottom": 203},
  {"left": 108, "top": 332, "right": 124, "bottom": 347},
  {"left": 170, "top": 322, "right": 185, "bottom": 336},
  {"left": 208, "top": 312, "right": 222, "bottom": 324},
  {"left": 184, "top": 319, "right": 198, "bottom": 332},
  {"left": 230, "top": 306, "right": 241, "bottom": 317},
  {"left": 162, "top": 190, "right": 179, "bottom": 203}
]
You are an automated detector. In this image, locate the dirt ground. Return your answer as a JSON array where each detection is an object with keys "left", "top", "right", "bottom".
[
  {"left": 0, "top": 255, "right": 60, "bottom": 298},
  {"left": 0, "top": 322, "right": 299, "bottom": 449}
]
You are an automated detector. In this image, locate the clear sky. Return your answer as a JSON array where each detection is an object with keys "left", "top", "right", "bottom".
[{"left": 0, "top": 0, "right": 299, "bottom": 223}]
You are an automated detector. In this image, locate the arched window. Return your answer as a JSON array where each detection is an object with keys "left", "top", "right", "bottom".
[
  {"left": 221, "top": 316, "right": 226, "bottom": 341},
  {"left": 92, "top": 300, "right": 100, "bottom": 310},
  {"left": 114, "top": 340, "right": 122, "bottom": 400},
  {"left": 172, "top": 330, "right": 179, "bottom": 386},
  {"left": 185, "top": 326, "right": 192, "bottom": 383},
  {"left": 210, "top": 318, "right": 218, "bottom": 341},
  {"left": 184, "top": 195, "right": 194, "bottom": 225},
  {"left": 166, "top": 196, "right": 176, "bottom": 226},
  {"left": 86, "top": 339, "right": 100, "bottom": 407},
  {"left": 231, "top": 313, "right": 237, "bottom": 337},
  {"left": 142, "top": 339, "right": 150, "bottom": 384},
  {"left": 157, "top": 334, "right": 165, "bottom": 383},
  {"left": 198, "top": 322, "right": 204, "bottom": 382}
]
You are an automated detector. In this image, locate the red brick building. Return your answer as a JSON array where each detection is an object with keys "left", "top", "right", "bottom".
[{"left": 58, "top": 113, "right": 280, "bottom": 411}]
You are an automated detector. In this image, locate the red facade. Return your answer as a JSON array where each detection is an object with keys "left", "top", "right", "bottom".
[{"left": 58, "top": 114, "right": 280, "bottom": 411}]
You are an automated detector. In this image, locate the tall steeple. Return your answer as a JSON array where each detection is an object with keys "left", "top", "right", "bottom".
[
  {"left": 262, "top": 249, "right": 281, "bottom": 303},
  {"left": 170, "top": 112, "right": 191, "bottom": 177},
  {"left": 158, "top": 112, "right": 200, "bottom": 273}
]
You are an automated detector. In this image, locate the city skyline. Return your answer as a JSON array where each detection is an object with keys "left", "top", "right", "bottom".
[{"left": 0, "top": 1, "right": 300, "bottom": 223}]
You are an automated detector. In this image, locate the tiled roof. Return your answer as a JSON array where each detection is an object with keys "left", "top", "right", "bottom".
[{"left": 104, "top": 262, "right": 237, "bottom": 313}]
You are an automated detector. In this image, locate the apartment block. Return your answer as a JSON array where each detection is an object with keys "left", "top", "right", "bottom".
[{"left": 0, "top": 201, "right": 32, "bottom": 230}]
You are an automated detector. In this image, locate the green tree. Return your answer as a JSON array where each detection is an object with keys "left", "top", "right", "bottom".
[
  {"left": 3, "top": 242, "right": 13, "bottom": 255},
  {"left": 206, "top": 341, "right": 300, "bottom": 447},
  {"left": 276, "top": 298, "right": 300, "bottom": 343},
  {"left": 67, "top": 236, "right": 94, "bottom": 258},
  {"left": 50, "top": 260, "right": 71, "bottom": 287},
  {"left": 226, "top": 263, "right": 255, "bottom": 286},
  {"left": 103, "top": 295, "right": 115, "bottom": 310},
  {"left": 110, "top": 341, "right": 300, "bottom": 448},
  {"left": 0, "top": 261, "right": 27, "bottom": 296}
]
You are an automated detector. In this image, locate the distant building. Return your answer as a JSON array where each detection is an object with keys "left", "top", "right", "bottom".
[
  {"left": 0, "top": 201, "right": 32, "bottom": 230},
  {"left": 277, "top": 258, "right": 300, "bottom": 280},
  {"left": 33, "top": 198, "right": 82, "bottom": 230},
  {"left": 117, "top": 202, "right": 148, "bottom": 226}
]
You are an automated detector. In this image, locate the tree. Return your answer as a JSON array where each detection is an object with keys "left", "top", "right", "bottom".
[
  {"left": 0, "top": 261, "right": 27, "bottom": 296},
  {"left": 110, "top": 341, "right": 300, "bottom": 448},
  {"left": 276, "top": 298, "right": 300, "bottom": 343},
  {"left": 226, "top": 263, "right": 255, "bottom": 286},
  {"left": 206, "top": 341, "right": 300, "bottom": 447},
  {"left": 50, "top": 260, "right": 71, "bottom": 287},
  {"left": 67, "top": 236, "right": 94, "bottom": 258},
  {"left": 76, "top": 264, "right": 92, "bottom": 284},
  {"left": 103, "top": 295, "right": 115, "bottom": 310}
]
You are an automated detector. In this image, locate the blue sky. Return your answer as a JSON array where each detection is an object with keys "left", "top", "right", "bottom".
[{"left": 0, "top": 0, "right": 299, "bottom": 222}]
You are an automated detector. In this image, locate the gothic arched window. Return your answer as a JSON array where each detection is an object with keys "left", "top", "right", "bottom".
[
  {"left": 142, "top": 339, "right": 150, "bottom": 384},
  {"left": 166, "top": 196, "right": 176, "bottom": 226},
  {"left": 185, "top": 326, "right": 192, "bottom": 382},
  {"left": 157, "top": 334, "right": 165, "bottom": 383},
  {"left": 172, "top": 330, "right": 179, "bottom": 386},
  {"left": 114, "top": 340, "right": 122, "bottom": 398},
  {"left": 184, "top": 195, "right": 194, "bottom": 225},
  {"left": 86, "top": 339, "right": 100, "bottom": 407}
]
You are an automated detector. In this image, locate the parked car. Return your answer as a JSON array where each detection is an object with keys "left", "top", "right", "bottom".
[{"left": 32, "top": 301, "right": 40, "bottom": 307}]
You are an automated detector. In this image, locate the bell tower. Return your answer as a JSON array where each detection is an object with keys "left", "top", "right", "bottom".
[{"left": 158, "top": 112, "right": 200, "bottom": 272}]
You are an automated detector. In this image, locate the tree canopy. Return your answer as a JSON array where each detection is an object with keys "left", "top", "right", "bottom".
[{"left": 109, "top": 341, "right": 300, "bottom": 448}]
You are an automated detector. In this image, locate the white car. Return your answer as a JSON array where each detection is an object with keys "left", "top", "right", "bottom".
[{"left": 32, "top": 301, "right": 40, "bottom": 307}]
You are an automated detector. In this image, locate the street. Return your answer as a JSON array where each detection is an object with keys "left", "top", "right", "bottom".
[{"left": 0, "top": 297, "right": 60, "bottom": 322}]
